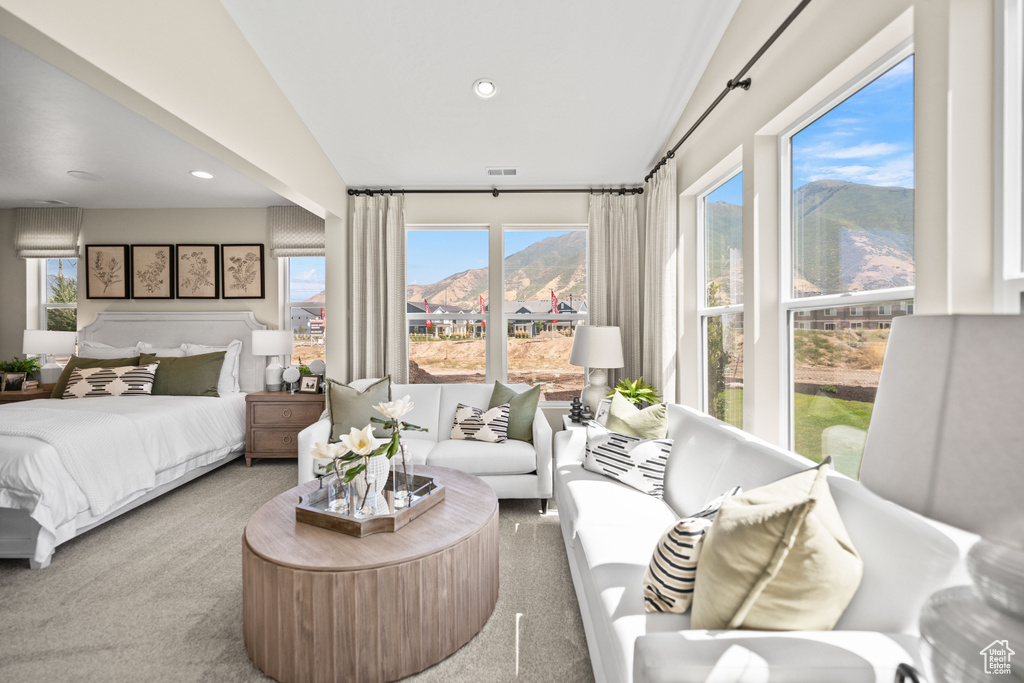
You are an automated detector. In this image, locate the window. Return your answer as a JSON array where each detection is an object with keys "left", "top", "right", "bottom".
[
  {"left": 699, "top": 171, "right": 743, "bottom": 428},
  {"left": 285, "top": 256, "right": 326, "bottom": 366},
  {"left": 41, "top": 258, "right": 77, "bottom": 333},
  {"left": 406, "top": 226, "right": 586, "bottom": 400},
  {"left": 782, "top": 50, "right": 915, "bottom": 478}
]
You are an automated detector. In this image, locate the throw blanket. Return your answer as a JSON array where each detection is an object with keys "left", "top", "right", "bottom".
[{"left": 0, "top": 406, "right": 155, "bottom": 517}]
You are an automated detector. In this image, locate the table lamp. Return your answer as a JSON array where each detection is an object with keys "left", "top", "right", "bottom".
[
  {"left": 23, "top": 329, "right": 77, "bottom": 384},
  {"left": 252, "top": 329, "right": 294, "bottom": 392},
  {"left": 569, "top": 324, "right": 624, "bottom": 413}
]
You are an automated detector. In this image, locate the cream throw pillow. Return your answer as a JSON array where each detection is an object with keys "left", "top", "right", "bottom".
[
  {"left": 603, "top": 391, "right": 667, "bottom": 438},
  {"left": 691, "top": 457, "right": 863, "bottom": 631}
]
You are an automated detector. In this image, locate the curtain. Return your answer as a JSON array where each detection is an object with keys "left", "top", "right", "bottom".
[
  {"left": 268, "top": 206, "right": 325, "bottom": 257},
  {"left": 14, "top": 207, "right": 82, "bottom": 258},
  {"left": 349, "top": 193, "right": 408, "bottom": 383},
  {"left": 642, "top": 164, "right": 678, "bottom": 401},
  {"left": 588, "top": 193, "right": 641, "bottom": 384}
]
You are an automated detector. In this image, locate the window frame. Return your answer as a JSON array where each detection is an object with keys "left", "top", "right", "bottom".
[
  {"left": 778, "top": 40, "right": 916, "bottom": 450},
  {"left": 281, "top": 256, "right": 327, "bottom": 365},
  {"left": 996, "top": 0, "right": 1024, "bottom": 311},
  {"left": 38, "top": 257, "right": 78, "bottom": 331},
  {"left": 696, "top": 165, "right": 744, "bottom": 424}
]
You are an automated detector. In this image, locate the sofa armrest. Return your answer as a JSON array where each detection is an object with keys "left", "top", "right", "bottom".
[
  {"left": 532, "top": 408, "right": 553, "bottom": 498},
  {"left": 554, "top": 426, "right": 587, "bottom": 467},
  {"left": 297, "top": 418, "right": 332, "bottom": 486}
]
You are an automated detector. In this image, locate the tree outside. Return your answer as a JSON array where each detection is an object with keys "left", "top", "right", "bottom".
[{"left": 46, "top": 259, "right": 77, "bottom": 332}]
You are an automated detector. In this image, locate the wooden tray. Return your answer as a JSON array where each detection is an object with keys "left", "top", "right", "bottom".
[{"left": 295, "top": 473, "right": 446, "bottom": 537}]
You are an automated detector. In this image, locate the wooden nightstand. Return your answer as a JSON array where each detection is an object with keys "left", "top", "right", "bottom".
[
  {"left": 0, "top": 386, "right": 55, "bottom": 404},
  {"left": 245, "top": 391, "right": 326, "bottom": 467}
]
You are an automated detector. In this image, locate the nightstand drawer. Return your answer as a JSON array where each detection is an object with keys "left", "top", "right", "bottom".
[
  {"left": 251, "top": 402, "right": 323, "bottom": 426},
  {"left": 251, "top": 428, "right": 303, "bottom": 453}
]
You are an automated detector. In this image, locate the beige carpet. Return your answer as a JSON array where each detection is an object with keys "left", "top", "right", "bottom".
[{"left": 0, "top": 459, "right": 594, "bottom": 682}]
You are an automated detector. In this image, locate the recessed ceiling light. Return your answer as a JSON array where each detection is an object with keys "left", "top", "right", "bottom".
[
  {"left": 473, "top": 79, "right": 497, "bottom": 99},
  {"left": 67, "top": 170, "right": 103, "bottom": 181},
  {"left": 34, "top": 199, "right": 70, "bottom": 206},
  {"left": 190, "top": 170, "right": 215, "bottom": 179}
]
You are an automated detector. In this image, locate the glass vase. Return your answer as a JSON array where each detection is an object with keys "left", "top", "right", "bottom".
[
  {"left": 392, "top": 442, "right": 414, "bottom": 509},
  {"left": 327, "top": 472, "right": 351, "bottom": 514}
]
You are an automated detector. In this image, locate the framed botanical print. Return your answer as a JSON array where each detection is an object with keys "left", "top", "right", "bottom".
[
  {"left": 176, "top": 244, "right": 220, "bottom": 299},
  {"left": 221, "top": 244, "right": 265, "bottom": 299},
  {"left": 131, "top": 245, "right": 174, "bottom": 299},
  {"left": 85, "top": 244, "right": 130, "bottom": 299}
]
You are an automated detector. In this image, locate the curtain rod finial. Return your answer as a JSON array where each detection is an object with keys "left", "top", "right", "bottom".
[{"left": 492, "top": 188, "right": 499, "bottom": 197}]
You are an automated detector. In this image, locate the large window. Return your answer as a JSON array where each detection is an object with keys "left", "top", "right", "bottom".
[
  {"left": 699, "top": 171, "right": 743, "bottom": 428},
  {"left": 285, "top": 256, "right": 326, "bottom": 366},
  {"left": 406, "top": 225, "right": 587, "bottom": 400},
  {"left": 783, "top": 50, "right": 915, "bottom": 478},
  {"left": 41, "top": 258, "right": 77, "bottom": 332}
]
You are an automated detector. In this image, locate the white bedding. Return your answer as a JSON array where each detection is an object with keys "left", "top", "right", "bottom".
[{"left": 0, "top": 394, "right": 246, "bottom": 562}]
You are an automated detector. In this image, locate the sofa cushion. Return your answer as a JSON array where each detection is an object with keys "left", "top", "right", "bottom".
[
  {"left": 401, "top": 437, "right": 434, "bottom": 466},
  {"left": 584, "top": 421, "right": 671, "bottom": 498},
  {"left": 489, "top": 381, "right": 540, "bottom": 443},
  {"left": 692, "top": 459, "right": 863, "bottom": 631},
  {"left": 391, "top": 384, "right": 442, "bottom": 439},
  {"left": 438, "top": 384, "right": 501, "bottom": 438},
  {"left": 326, "top": 376, "right": 390, "bottom": 441},
  {"left": 426, "top": 438, "right": 536, "bottom": 475},
  {"left": 605, "top": 391, "right": 667, "bottom": 438},
  {"left": 450, "top": 403, "right": 510, "bottom": 443}
]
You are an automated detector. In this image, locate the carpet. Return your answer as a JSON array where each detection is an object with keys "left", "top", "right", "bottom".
[{"left": 0, "top": 458, "right": 594, "bottom": 682}]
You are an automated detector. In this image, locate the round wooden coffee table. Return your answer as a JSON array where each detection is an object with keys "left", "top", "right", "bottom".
[{"left": 242, "top": 466, "right": 498, "bottom": 683}]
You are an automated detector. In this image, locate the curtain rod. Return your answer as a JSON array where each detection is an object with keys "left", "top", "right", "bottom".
[
  {"left": 347, "top": 187, "right": 643, "bottom": 197},
  {"left": 644, "top": 0, "right": 813, "bottom": 183}
]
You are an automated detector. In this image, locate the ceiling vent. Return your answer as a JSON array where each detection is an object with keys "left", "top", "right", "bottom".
[{"left": 485, "top": 167, "right": 518, "bottom": 177}]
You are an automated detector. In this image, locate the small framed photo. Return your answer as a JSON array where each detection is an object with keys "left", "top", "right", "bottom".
[
  {"left": 85, "top": 245, "right": 130, "bottom": 299},
  {"left": 3, "top": 372, "right": 27, "bottom": 393},
  {"left": 0, "top": 373, "right": 5, "bottom": 392},
  {"left": 221, "top": 244, "right": 265, "bottom": 299},
  {"left": 176, "top": 244, "right": 220, "bottom": 299},
  {"left": 298, "top": 375, "right": 320, "bottom": 394},
  {"left": 131, "top": 245, "right": 174, "bottom": 299}
]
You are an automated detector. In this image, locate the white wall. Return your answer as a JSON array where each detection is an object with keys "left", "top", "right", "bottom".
[{"left": 0, "top": 210, "right": 27, "bottom": 359}]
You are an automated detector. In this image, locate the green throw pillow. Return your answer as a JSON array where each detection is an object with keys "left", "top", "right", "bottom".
[
  {"left": 139, "top": 351, "right": 225, "bottom": 397},
  {"left": 488, "top": 382, "right": 540, "bottom": 443},
  {"left": 52, "top": 355, "right": 141, "bottom": 398},
  {"left": 326, "top": 376, "right": 391, "bottom": 441},
  {"left": 604, "top": 391, "right": 667, "bottom": 438}
]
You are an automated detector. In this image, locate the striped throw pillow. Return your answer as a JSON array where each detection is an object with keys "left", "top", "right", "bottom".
[
  {"left": 583, "top": 420, "right": 672, "bottom": 498},
  {"left": 62, "top": 362, "right": 159, "bottom": 399},
  {"left": 450, "top": 403, "right": 510, "bottom": 443},
  {"left": 643, "top": 486, "right": 741, "bottom": 614}
]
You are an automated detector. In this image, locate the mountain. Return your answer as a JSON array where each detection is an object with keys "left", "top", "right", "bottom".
[{"left": 408, "top": 231, "right": 586, "bottom": 309}]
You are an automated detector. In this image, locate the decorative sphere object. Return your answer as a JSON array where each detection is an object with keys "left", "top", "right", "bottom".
[
  {"left": 308, "top": 359, "right": 326, "bottom": 376},
  {"left": 282, "top": 366, "right": 300, "bottom": 383}
]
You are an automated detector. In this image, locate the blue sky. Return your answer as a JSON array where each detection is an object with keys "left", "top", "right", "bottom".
[
  {"left": 289, "top": 256, "right": 326, "bottom": 300},
  {"left": 406, "top": 229, "right": 569, "bottom": 287},
  {"left": 708, "top": 172, "right": 742, "bottom": 206}
]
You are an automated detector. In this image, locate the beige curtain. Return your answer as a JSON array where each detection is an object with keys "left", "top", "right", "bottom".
[
  {"left": 14, "top": 207, "right": 82, "bottom": 258},
  {"left": 588, "top": 193, "right": 641, "bottom": 384},
  {"left": 268, "top": 206, "right": 325, "bottom": 257},
  {"left": 642, "top": 164, "right": 677, "bottom": 401},
  {"left": 349, "top": 194, "right": 408, "bottom": 383}
]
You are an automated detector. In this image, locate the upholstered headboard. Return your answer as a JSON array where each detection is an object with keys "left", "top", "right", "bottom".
[{"left": 78, "top": 311, "right": 268, "bottom": 393}]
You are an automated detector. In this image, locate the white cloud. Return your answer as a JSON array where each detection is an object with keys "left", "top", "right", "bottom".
[
  {"left": 293, "top": 268, "right": 324, "bottom": 285},
  {"left": 805, "top": 153, "right": 914, "bottom": 187},
  {"left": 818, "top": 142, "right": 901, "bottom": 159}
]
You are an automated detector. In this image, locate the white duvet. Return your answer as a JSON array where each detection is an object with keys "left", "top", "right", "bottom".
[{"left": 0, "top": 394, "right": 246, "bottom": 562}]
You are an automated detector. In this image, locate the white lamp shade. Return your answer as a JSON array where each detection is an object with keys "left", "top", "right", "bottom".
[
  {"left": 251, "top": 329, "right": 294, "bottom": 357},
  {"left": 23, "top": 329, "right": 77, "bottom": 356},
  {"left": 569, "top": 325, "right": 623, "bottom": 369}
]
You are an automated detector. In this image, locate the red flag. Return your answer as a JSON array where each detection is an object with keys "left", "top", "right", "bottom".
[
  {"left": 424, "top": 299, "right": 432, "bottom": 328},
  {"left": 551, "top": 289, "right": 558, "bottom": 325},
  {"left": 480, "top": 294, "right": 486, "bottom": 327}
]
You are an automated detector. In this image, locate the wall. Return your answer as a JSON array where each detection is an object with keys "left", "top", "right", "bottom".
[
  {"left": 658, "top": 0, "right": 995, "bottom": 446},
  {"left": 0, "top": 210, "right": 27, "bottom": 359}
]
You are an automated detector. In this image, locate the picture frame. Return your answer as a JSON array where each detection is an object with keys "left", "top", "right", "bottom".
[
  {"left": 0, "top": 373, "right": 5, "bottom": 392},
  {"left": 298, "top": 375, "right": 320, "bottom": 394},
  {"left": 176, "top": 244, "right": 220, "bottom": 299},
  {"left": 85, "top": 244, "right": 130, "bottom": 299},
  {"left": 221, "top": 244, "right": 265, "bottom": 299},
  {"left": 3, "top": 372, "right": 27, "bottom": 393},
  {"left": 131, "top": 245, "right": 175, "bottom": 299}
]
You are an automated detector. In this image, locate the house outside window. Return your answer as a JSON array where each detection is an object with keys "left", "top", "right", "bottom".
[{"left": 284, "top": 256, "right": 326, "bottom": 366}]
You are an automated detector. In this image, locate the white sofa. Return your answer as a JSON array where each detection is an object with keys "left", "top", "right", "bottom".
[
  {"left": 554, "top": 402, "right": 974, "bottom": 683},
  {"left": 298, "top": 383, "right": 553, "bottom": 509}
]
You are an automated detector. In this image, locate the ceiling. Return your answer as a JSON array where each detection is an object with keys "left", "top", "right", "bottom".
[{"left": 0, "top": 1, "right": 740, "bottom": 209}]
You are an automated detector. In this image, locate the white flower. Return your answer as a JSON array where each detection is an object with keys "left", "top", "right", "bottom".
[
  {"left": 339, "top": 423, "right": 380, "bottom": 456},
  {"left": 374, "top": 395, "right": 415, "bottom": 421}
]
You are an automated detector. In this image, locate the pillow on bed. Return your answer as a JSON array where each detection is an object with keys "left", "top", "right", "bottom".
[
  {"left": 136, "top": 342, "right": 187, "bottom": 357},
  {"left": 77, "top": 340, "right": 141, "bottom": 359},
  {"left": 52, "top": 355, "right": 141, "bottom": 398},
  {"left": 182, "top": 340, "right": 242, "bottom": 394},
  {"left": 139, "top": 351, "right": 225, "bottom": 397},
  {"left": 62, "top": 362, "right": 160, "bottom": 399}
]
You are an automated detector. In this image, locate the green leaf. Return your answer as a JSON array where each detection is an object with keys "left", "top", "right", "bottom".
[{"left": 343, "top": 463, "right": 366, "bottom": 482}]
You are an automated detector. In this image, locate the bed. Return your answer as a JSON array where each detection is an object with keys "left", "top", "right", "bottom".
[{"left": 0, "top": 311, "right": 267, "bottom": 569}]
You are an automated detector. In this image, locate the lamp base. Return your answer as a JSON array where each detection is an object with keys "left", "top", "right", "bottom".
[
  {"left": 581, "top": 368, "right": 610, "bottom": 414},
  {"left": 39, "top": 363, "right": 63, "bottom": 385},
  {"left": 265, "top": 363, "right": 284, "bottom": 392}
]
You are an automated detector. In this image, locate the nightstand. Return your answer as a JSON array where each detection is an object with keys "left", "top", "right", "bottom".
[
  {"left": 245, "top": 391, "right": 326, "bottom": 467},
  {"left": 562, "top": 414, "right": 588, "bottom": 431},
  {"left": 0, "top": 386, "right": 55, "bottom": 404}
]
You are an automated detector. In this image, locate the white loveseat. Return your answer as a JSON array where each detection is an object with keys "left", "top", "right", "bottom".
[
  {"left": 555, "top": 402, "right": 973, "bottom": 683},
  {"left": 298, "top": 383, "right": 553, "bottom": 509}
]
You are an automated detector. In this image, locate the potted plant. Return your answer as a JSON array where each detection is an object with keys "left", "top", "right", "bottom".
[
  {"left": 0, "top": 356, "right": 42, "bottom": 382},
  {"left": 606, "top": 377, "right": 662, "bottom": 408}
]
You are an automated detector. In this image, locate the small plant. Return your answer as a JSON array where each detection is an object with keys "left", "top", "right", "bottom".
[
  {"left": 820, "top": 384, "right": 839, "bottom": 395},
  {"left": 0, "top": 356, "right": 42, "bottom": 374},
  {"left": 299, "top": 364, "right": 312, "bottom": 375},
  {"left": 607, "top": 377, "right": 662, "bottom": 406}
]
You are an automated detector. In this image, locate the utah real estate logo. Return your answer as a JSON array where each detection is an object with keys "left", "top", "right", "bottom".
[{"left": 980, "top": 640, "right": 1015, "bottom": 675}]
